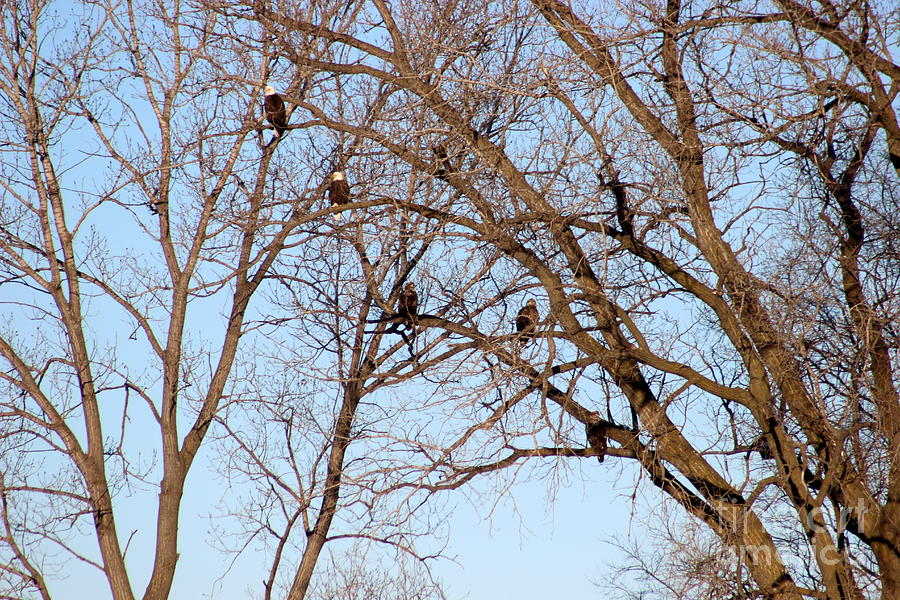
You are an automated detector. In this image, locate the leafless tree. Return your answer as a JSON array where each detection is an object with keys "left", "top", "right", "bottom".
[
  {"left": 212, "top": 164, "right": 477, "bottom": 599},
  {"left": 0, "top": 0, "right": 411, "bottom": 598},
  {"left": 223, "top": 0, "right": 900, "bottom": 598},
  {"left": 0, "top": 0, "right": 490, "bottom": 597},
  {"left": 3, "top": 0, "right": 898, "bottom": 598}
]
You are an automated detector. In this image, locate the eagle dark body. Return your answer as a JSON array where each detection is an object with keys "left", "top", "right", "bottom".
[
  {"left": 397, "top": 283, "right": 419, "bottom": 321},
  {"left": 328, "top": 172, "right": 351, "bottom": 209},
  {"left": 393, "top": 282, "right": 420, "bottom": 354},
  {"left": 263, "top": 86, "right": 288, "bottom": 137},
  {"left": 433, "top": 141, "right": 464, "bottom": 179},
  {"left": 433, "top": 142, "right": 451, "bottom": 177},
  {"left": 585, "top": 421, "right": 608, "bottom": 463},
  {"left": 752, "top": 435, "right": 775, "bottom": 460},
  {"left": 515, "top": 299, "right": 538, "bottom": 342}
]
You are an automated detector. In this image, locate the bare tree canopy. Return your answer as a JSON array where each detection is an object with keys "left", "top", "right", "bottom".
[{"left": 1, "top": 0, "right": 898, "bottom": 599}]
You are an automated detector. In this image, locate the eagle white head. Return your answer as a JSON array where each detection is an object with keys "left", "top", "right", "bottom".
[
  {"left": 526, "top": 299, "right": 537, "bottom": 308},
  {"left": 332, "top": 171, "right": 345, "bottom": 181},
  {"left": 264, "top": 85, "right": 277, "bottom": 96}
]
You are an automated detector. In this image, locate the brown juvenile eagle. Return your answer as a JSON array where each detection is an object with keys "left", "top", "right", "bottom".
[
  {"left": 263, "top": 85, "right": 288, "bottom": 138},
  {"left": 397, "top": 282, "right": 419, "bottom": 322},
  {"left": 515, "top": 298, "right": 538, "bottom": 344},
  {"left": 328, "top": 171, "right": 351, "bottom": 219}
]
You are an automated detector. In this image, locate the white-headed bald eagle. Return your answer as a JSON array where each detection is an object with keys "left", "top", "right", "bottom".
[
  {"left": 328, "top": 171, "right": 351, "bottom": 219},
  {"left": 264, "top": 85, "right": 288, "bottom": 137}
]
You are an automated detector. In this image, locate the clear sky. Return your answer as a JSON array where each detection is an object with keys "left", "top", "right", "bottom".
[{"left": 430, "top": 467, "right": 642, "bottom": 600}]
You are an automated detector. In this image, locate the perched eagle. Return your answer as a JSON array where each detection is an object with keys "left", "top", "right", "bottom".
[
  {"left": 433, "top": 142, "right": 451, "bottom": 178},
  {"left": 263, "top": 85, "right": 288, "bottom": 138},
  {"left": 328, "top": 171, "right": 351, "bottom": 219},
  {"left": 585, "top": 421, "right": 608, "bottom": 463},
  {"left": 515, "top": 298, "right": 538, "bottom": 344},
  {"left": 751, "top": 435, "right": 775, "bottom": 461},
  {"left": 397, "top": 282, "right": 419, "bottom": 322}
]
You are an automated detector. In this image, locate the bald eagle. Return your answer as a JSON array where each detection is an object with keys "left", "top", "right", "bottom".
[
  {"left": 585, "top": 421, "right": 608, "bottom": 463},
  {"left": 397, "top": 282, "right": 419, "bottom": 322},
  {"left": 515, "top": 298, "right": 538, "bottom": 345},
  {"left": 264, "top": 85, "right": 288, "bottom": 138},
  {"left": 328, "top": 171, "right": 351, "bottom": 219}
]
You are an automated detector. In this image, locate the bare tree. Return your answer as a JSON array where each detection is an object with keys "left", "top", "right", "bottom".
[
  {"left": 0, "top": 0, "right": 347, "bottom": 598},
  {"left": 211, "top": 121, "right": 528, "bottom": 595},
  {"left": 226, "top": 0, "right": 900, "bottom": 598},
  {"left": 3, "top": 0, "right": 898, "bottom": 598},
  {"left": 0, "top": 1, "right": 474, "bottom": 597}
]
